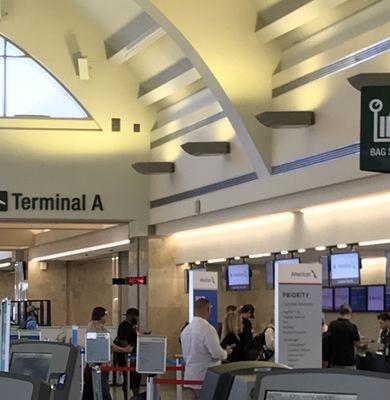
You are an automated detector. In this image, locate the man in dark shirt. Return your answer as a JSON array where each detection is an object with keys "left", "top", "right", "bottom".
[
  {"left": 239, "top": 304, "right": 255, "bottom": 360},
  {"left": 328, "top": 304, "right": 360, "bottom": 369},
  {"left": 377, "top": 313, "right": 390, "bottom": 349},
  {"left": 116, "top": 308, "right": 141, "bottom": 399}
]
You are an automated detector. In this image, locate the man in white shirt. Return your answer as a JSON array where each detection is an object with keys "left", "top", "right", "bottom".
[{"left": 181, "top": 298, "right": 231, "bottom": 400}]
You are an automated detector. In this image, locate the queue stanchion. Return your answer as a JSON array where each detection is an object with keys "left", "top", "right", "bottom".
[
  {"left": 176, "top": 358, "right": 183, "bottom": 400},
  {"left": 126, "top": 353, "right": 131, "bottom": 400},
  {"left": 80, "top": 347, "right": 85, "bottom": 397},
  {"left": 91, "top": 366, "right": 103, "bottom": 400}
]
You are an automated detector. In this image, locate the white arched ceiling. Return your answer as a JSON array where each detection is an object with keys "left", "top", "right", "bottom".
[{"left": 134, "top": 0, "right": 280, "bottom": 177}]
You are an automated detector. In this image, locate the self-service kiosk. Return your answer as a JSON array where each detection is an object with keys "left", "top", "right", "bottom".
[
  {"left": 0, "top": 371, "right": 51, "bottom": 400},
  {"left": 9, "top": 341, "right": 81, "bottom": 400},
  {"left": 253, "top": 369, "right": 390, "bottom": 400},
  {"left": 200, "top": 361, "right": 290, "bottom": 400}
]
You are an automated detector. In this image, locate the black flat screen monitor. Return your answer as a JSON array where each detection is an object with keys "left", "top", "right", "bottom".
[
  {"left": 330, "top": 252, "right": 360, "bottom": 286},
  {"left": 226, "top": 264, "right": 250, "bottom": 291},
  {"left": 350, "top": 286, "right": 367, "bottom": 312},
  {"left": 265, "top": 261, "right": 274, "bottom": 289},
  {"left": 322, "top": 288, "right": 334, "bottom": 311},
  {"left": 10, "top": 352, "right": 53, "bottom": 381},
  {"left": 334, "top": 287, "right": 350, "bottom": 310},
  {"left": 367, "top": 285, "right": 385, "bottom": 312},
  {"left": 321, "top": 255, "right": 329, "bottom": 287}
]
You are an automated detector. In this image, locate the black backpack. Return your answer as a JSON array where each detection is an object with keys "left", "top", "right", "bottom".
[{"left": 244, "top": 328, "right": 274, "bottom": 361}]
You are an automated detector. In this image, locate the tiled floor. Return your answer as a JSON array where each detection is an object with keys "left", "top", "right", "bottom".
[{"left": 110, "top": 384, "right": 193, "bottom": 400}]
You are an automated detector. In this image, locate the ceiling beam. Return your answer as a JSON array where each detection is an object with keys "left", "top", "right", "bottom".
[
  {"left": 256, "top": 0, "right": 348, "bottom": 43},
  {"left": 105, "top": 12, "right": 165, "bottom": 64}
]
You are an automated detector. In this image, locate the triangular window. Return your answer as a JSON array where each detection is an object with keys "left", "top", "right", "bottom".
[{"left": 0, "top": 36, "right": 89, "bottom": 119}]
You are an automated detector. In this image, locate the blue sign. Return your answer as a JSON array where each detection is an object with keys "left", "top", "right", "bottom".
[{"left": 193, "top": 289, "right": 218, "bottom": 328}]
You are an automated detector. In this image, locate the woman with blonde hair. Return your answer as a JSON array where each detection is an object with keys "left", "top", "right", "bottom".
[{"left": 221, "top": 311, "right": 241, "bottom": 362}]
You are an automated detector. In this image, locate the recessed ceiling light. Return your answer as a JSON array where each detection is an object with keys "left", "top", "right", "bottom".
[
  {"left": 337, "top": 243, "right": 348, "bottom": 249},
  {"left": 297, "top": 249, "right": 306, "bottom": 253},
  {"left": 280, "top": 250, "right": 288, "bottom": 255},
  {"left": 248, "top": 253, "right": 271, "bottom": 259},
  {"left": 315, "top": 246, "right": 326, "bottom": 251},
  {"left": 358, "top": 239, "right": 390, "bottom": 246}
]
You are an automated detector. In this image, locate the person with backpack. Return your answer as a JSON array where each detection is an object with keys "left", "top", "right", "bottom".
[{"left": 263, "top": 318, "right": 275, "bottom": 361}]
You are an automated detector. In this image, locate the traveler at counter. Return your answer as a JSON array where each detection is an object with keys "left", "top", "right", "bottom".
[
  {"left": 328, "top": 304, "right": 360, "bottom": 369},
  {"left": 221, "top": 310, "right": 241, "bottom": 362},
  {"left": 181, "top": 298, "right": 232, "bottom": 400},
  {"left": 239, "top": 304, "right": 255, "bottom": 356}
]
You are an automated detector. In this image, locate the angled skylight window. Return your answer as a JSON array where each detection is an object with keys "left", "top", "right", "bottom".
[{"left": 0, "top": 36, "right": 89, "bottom": 119}]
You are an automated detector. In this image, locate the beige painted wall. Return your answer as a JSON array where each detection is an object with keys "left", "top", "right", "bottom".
[
  {"left": 28, "top": 261, "right": 67, "bottom": 326},
  {"left": 28, "top": 257, "right": 113, "bottom": 326},
  {"left": 148, "top": 236, "right": 188, "bottom": 357},
  {"left": 0, "top": 271, "right": 15, "bottom": 299},
  {"left": 67, "top": 257, "right": 114, "bottom": 326}
]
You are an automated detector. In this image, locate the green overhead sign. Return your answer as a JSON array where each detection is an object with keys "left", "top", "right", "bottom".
[{"left": 360, "top": 86, "right": 390, "bottom": 172}]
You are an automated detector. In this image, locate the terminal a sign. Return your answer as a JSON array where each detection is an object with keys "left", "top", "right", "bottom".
[
  {"left": 0, "top": 191, "right": 104, "bottom": 212},
  {"left": 360, "top": 86, "right": 390, "bottom": 172}
]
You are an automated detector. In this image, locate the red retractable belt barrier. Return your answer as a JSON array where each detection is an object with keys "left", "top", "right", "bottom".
[
  {"left": 100, "top": 365, "right": 184, "bottom": 372},
  {"left": 154, "top": 378, "right": 203, "bottom": 386}
]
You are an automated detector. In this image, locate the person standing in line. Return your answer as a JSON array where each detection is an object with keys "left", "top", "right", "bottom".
[
  {"left": 116, "top": 308, "right": 141, "bottom": 400},
  {"left": 24, "top": 305, "right": 39, "bottom": 330},
  {"left": 220, "top": 305, "right": 238, "bottom": 340},
  {"left": 239, "top": 304, "right": 255, "bottom": 359},
  {"left": 181, "top": 298, "right": 232, "bottom": 400},
  {"left": 263, "top": 318, "right": 275, "bottom": 361},
  {"left": 220, "top": 311, "right": 241, "bottom": 362},
  {"left": 82, "top": 307, "right": 132, "bottom": 400},
  {"left": 328, "top": 304, "right": 360, "bottom": 369}
]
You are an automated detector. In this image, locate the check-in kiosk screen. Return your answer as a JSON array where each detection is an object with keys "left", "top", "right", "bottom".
[
  {"left": 10, "top": 352, "right": 52, "bottom": 381},
  {"left": 265, "top": 392, "right": 357, "bottom": 400},
  {"left": 322, "top": 288, "right": 333, "bottom": 311},
  {"left": 330, "top": 253, "right": 360, "bottom": 286},
  {"left": 227, "top": 264, "right": 250, "bottom": 291},
  {"left": 367, "top": 285, "right": 385, "bottom": 311},
  {"left": 350, "top": 286, "right": 367, "bottom": 312}
]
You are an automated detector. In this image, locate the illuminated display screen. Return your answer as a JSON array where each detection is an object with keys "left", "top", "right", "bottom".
[
  {"left": 350, "top": 286, "right": 367, "bottom": 312},
  {"left": 265, "top": 391, "right": 357, "bottom": 400},
  {"left": 330, "top": 253, "right": 360, "bottom": 286},
  {"left": 227, "top": 264, "right": 250, "bottom": 291}
]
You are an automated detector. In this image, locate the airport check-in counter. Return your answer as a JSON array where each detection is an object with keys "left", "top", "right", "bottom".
[
  {"left": 9, "top": 341, "right": 81, "bottom": 400},
  {"left": 200, "top": 361, "right": 290, "bottom": 400},
  {"left": 0, "top": 372, "right": 51, "bottom": 400},
  {"left": 253, "top": 369, "right": 390, "bottom": 400}
]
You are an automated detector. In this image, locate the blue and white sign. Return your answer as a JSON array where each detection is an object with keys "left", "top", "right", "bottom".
[{"left": 189, "top": 271, "right": 218, "bottom": 328}]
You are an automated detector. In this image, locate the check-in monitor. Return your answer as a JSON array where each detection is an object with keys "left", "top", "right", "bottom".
[
  {"left": 330, "top": 252, "right": 360, "bottom": 286},
  {"left": 254, "top": 369, "right": 390, "bottom": 400},
  {"left": 334, "top": 287, "right": 350, "bottom": 310},
  {"left": 10, "top": 352, "right": 53, "bottom": 381},
  {"left": 367, "top": 285, "right": 385, "bottom": 312},
  {"left": 322, "top": 288, "right": 334, "bottom": 311},
  {"left": 226, "top": 264, "right": 250, "bottom": 291},
  {"left": 350, "top": 286, "right": 367, "bottom": 312}
]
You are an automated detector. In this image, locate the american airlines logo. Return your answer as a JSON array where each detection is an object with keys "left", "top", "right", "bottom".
[{"left": 0, "top": 191, "right": 7, "bottom": 211}]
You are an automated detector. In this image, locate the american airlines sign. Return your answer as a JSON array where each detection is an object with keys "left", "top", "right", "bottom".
[{"left": 0, "top": 191, "right": 104, "bottom": 212}]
